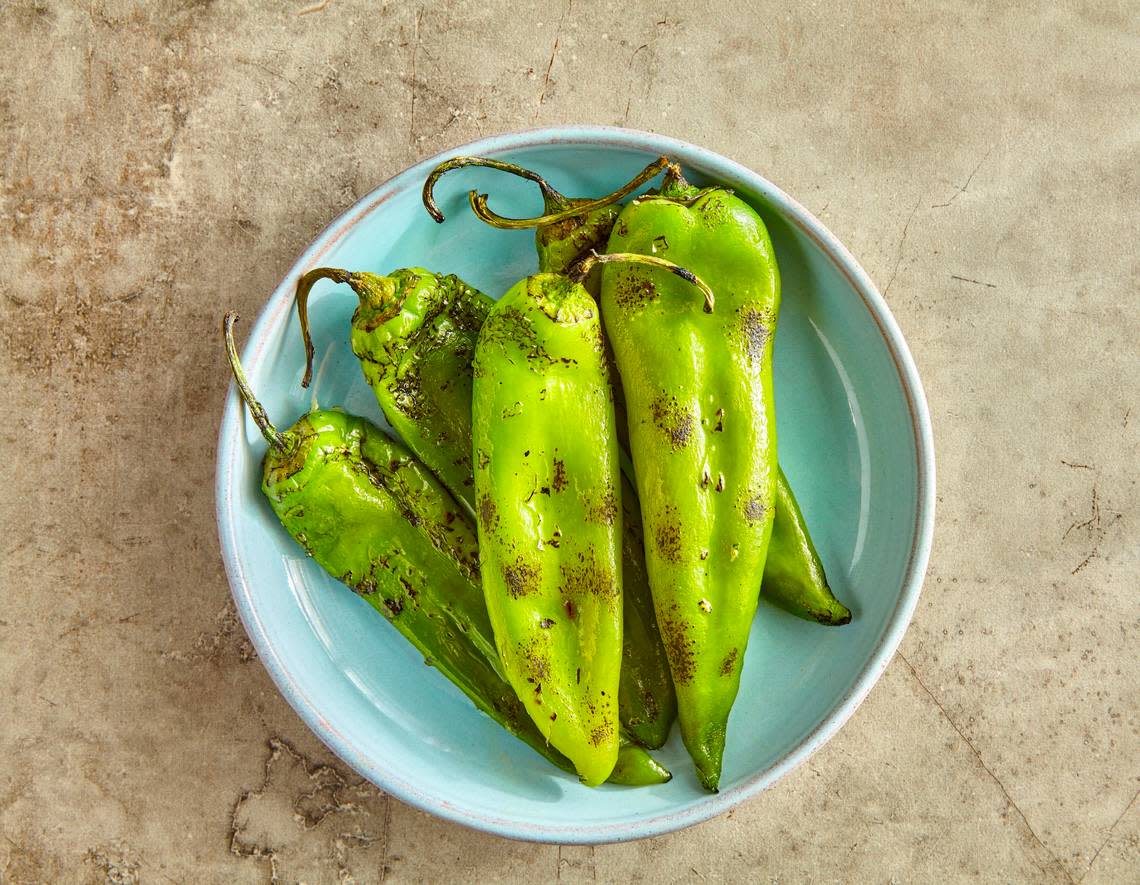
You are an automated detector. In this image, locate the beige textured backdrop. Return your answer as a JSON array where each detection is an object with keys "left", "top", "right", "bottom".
[{"left": 1, "top": 1, "right": 1136, "bottom": 882}]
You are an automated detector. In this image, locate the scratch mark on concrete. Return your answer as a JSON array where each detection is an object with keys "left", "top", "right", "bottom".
[
  {"left": 534, "top": 0, "right": 573, "bottom": 121},
  {"left": 409, "top": 7, "right": 422, "bottom": 145},
  {"left": 883, "top": 199, "right": 920, "bottom": 297},
  {"left": 622, "top": 43, "right": 649, "bottom": 125},
  {"left": 1063, "top": 483, "right": 1122, "bottom": 573},
  {"left": 897, "top": 652, "right": 1074, "bottom": 883},
  {"left": 950, "top": 274, "right": 997, "bottom": 288},
  {"left": 932, "top": 142, "right": 995, "bottom": 208},
  {"left": 1079, "top": 788, "right": 1139, "bottom": 882},
  {"left": 234, "top": 57, "right": 297, "bottom": 87},
  {"left": 1060, "top": 460, "right": 1093, "bottom": 470}
]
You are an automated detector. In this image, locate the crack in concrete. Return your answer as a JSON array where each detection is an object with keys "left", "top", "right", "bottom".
[
  {"left": 882, "top": 199, "right": 920, "bottom": 297},
  {"left": 229, "top": 735, "right": 386, "bottom": 883},
  {"left": 897, "top": 652, "right": 1074, "bottom": 883},
  {"left": 534, "top": 0, "right": 573, "bottom": 121},
  {"left": 932, "top": 142, "right": 995, "bottom": 208},
  {"left": 1078, "top": 787, "right": 1139, "bottom": 882}
]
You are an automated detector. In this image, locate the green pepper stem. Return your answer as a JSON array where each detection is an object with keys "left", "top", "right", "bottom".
[
  {"left": 295, "top": 267, "right": 351, "bottom": 388},
  {"left": 295, "top": 267, "right": 405, "bottom": 389},
  {"left": 570, "top": 251, "right": 716, "bottom": 313},
  {"left": 422, "top": 156, "right": 570, "bottom": 223},
  {"left": 467, "top": 156, "right": 672, "bottom": 230},
  {"left": 223, "top": 312, "right": 290, "bottom": 453}
]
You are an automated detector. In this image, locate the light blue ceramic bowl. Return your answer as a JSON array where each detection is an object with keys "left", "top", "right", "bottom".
[{"left": 216, "top": 126, "right": 934, "bottom": 843}]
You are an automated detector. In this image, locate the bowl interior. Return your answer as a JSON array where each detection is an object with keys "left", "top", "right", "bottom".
[{"left": 217, "top": 131, "right": 929, "bottom": 842}]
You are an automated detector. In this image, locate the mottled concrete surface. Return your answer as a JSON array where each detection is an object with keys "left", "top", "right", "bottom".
[{"left": 1, "top": 1, "right": 1136, "bottom": 882}]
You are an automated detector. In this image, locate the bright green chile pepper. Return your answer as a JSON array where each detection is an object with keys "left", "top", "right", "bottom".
[
  {"left": 470, "top": 253, "right": 709, "bottom": 786},
  {"left": 223, "top": 313, "right": 669, "bottom": 786},
  {"left": 450, "top": 158, "right": 850, "bottom": 627},
  {"left": 295, "top": 265, "right": 677, "bottom": 749},
  {"left": 470, "top": 258, "right": 626, "bottom": 787},
  {"left": 599, "top": 164, "right": 782, "bottom": 791}
]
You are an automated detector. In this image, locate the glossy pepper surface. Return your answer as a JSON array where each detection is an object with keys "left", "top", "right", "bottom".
[
  {"left": 443, "top": 157, "right": 850, "bottom": 629},
  {"left": 600, "top": 166, "right": 781, "bottom": 791},
  {"left": 223, "top": 313, "right": 669, "bottom": 787},
  {"left": 303, "top": 261, "right": 677, "bottom": 749},
  {"left": 471, "top": 266, "right": 626, "bottom": 787}
]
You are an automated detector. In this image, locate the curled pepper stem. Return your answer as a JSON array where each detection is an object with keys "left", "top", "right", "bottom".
[
  {"left": 295, "top": 267, "right": 405, "bottom": 388},
  {"left": 467, "top": 156, "right": 672, "bottom": 230},
  {"left": 223, "top": 312, "right": 291, "bottom": 453},
  {"left": 570, "top": 251, "right": 716, "bottom": 313},
  {"left": 422, "top": 156, "right": 570, "bottom": 223},
  {"left": 295, "top": 267, "right": 350, "bottom": 388}
]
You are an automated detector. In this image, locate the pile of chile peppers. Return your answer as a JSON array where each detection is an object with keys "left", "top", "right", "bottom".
[{"left": 225, "top": 154, "right": 850, "bottom": 792}]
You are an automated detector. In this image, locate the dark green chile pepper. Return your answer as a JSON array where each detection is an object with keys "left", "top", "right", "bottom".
[
  {"left": 446, "top": 158, "right": 850, "bottom": 628},
  {"left": 223, "top": 313, "right": 669, "bottom": 787},
  {"left": 600, "top": 164, "right": 782, "bottom": 791},
  {"left": 470, "top": 253, "right": 709, "bottom": 786},
  {"left": 294, "top": 265, "right": 677, "bottom": 749},
  {"left": 764, "top": 466, "right": 851, "bottom": 624}
]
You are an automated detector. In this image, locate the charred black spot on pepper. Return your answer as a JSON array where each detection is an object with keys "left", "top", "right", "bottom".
[
  {"left": 589, "top": 720, "right": 614, "bottom": 748},
  {"left": 540, "top": 618, "right": 555, "bottom": 629},
  {"left": 585, "top": 481, "right": 617, "bottom": 526},
  {"left": 661, "top": 617, "right": 697, "bottom": 685},
  {"left": 503, "top": 556, "right": 541, "bottom": 598},
  {"left": 720, "top": 648, "right": 739, "bottom": 676},
  {"left": 561, "top": 555, "right": 619, "bottom": 601},
  {"left": 651, "top": 393, "right": 695, "bottom": 450},
  {"left": 740, "top": 307, "right": 771, "bottom": 363},
  {"left": 652, "top": 234, "right": 669, "bottom": 251},
  {"left": 611, "top": 268, "right": 659, "bottom": 311},
  {"left": 743, "top": 493, "right": 767, "bottom": 524},
  {"left": 478, "top": 493, "right": 498, "bottom": 532},
  {"left": 551, "top": 458, "right": 568, "bottom": 493},
  {"left": 713, "top": 408, "right": 725, "bottom": 432},
  {"left": 654, "top": 508, "right": 684, "bottom": 563}
]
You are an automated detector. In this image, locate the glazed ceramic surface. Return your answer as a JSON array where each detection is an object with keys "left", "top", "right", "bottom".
[{"left": 215, "top": 126, "right": 935, "bottom": 843}]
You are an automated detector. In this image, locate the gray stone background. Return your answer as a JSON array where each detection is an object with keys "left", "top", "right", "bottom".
[{"left": 1, "top": 1, "right": 1136, "bottom": 882}]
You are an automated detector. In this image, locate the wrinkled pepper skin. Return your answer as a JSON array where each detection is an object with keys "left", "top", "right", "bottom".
[
  {"left": 472, "top": 274, "right": 624, "bottom": 786},
  {"left": 296, "top": 267, "right": 489, "bottom": 513},
  {"left": 763, "top": 466, "right": 851, "bottom": 624},
  {"left": 324, "top": 268, "right": 677, "bottom": 748},
  {"left": 448, "top": 159, "right": 851, "bottom": 630},
  {"left": 601, "top": 173, "right": 781, "bottom": 791},
  {"left": 225, "top": 317, "right": 668, "bottom": 787}
]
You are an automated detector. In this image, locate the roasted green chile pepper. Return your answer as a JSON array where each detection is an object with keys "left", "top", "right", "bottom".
[
  {"left": 423, "top": 155, "right": 669, "bottom": 283},
  {"left": 444, "top": 158, "right": 850, "bottom": 628},
  {"left": 764, "top": 466, "right": 851, "bottom": 624},
  {"left": 223, "top": 313, "right": 669, "bottom": 787},
  {"left": 295, "top": 265, "right": 677, "bottom": 749},
  {"left": 599, "top": 164, "right": 781, "bottom": 791},
  {"left": 470, "top": 253, "right": 709, "bottom": 786},
  {"left": 296, "top": 267, "right": 487, "bottom": 512}
]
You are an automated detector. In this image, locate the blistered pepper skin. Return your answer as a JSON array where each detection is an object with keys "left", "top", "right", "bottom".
[
  {"left": 227, "top": 319, "right": 668, "bottom": 786},
  {"left": 296, "top": 267, "right": 489, "bottom": 513},
  {"left": 472, "top": 274, "right": 624, "bottom": 787},
  {"left": 338, "top": 269, "right": 676, "bottom": 748},
  {"left": 601, "top": 175, "right": 781, "bottom": 791}
]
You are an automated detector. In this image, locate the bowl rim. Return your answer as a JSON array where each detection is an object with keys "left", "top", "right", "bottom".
[{"left": 215, "top": 124, "right": 936, "bottom": 844}]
